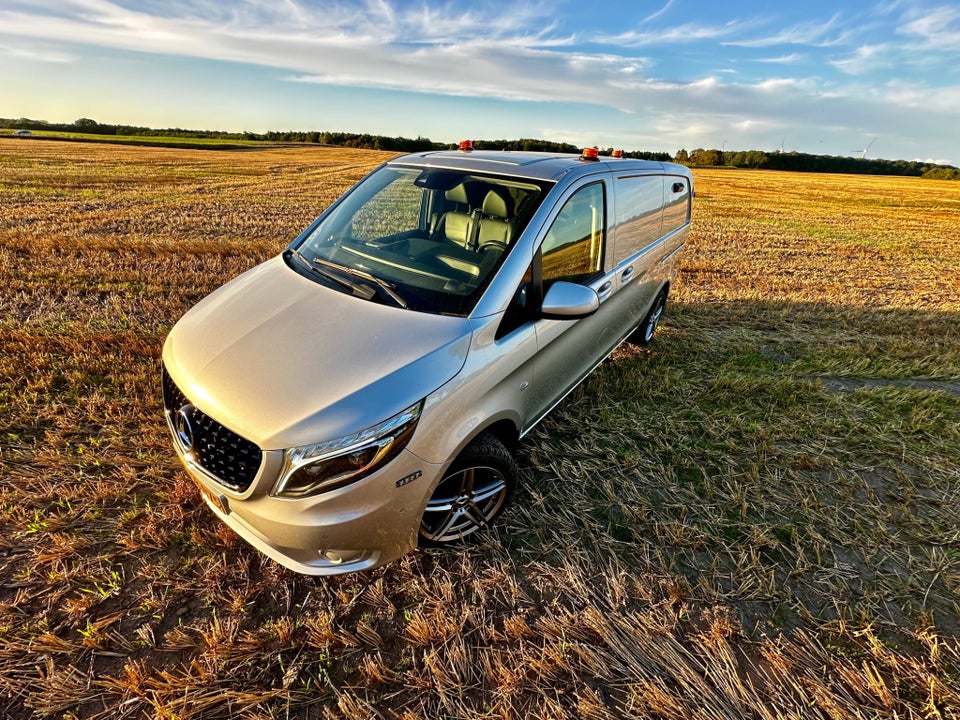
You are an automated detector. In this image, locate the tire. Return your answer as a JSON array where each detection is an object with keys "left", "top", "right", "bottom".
[
  {"left": 419, "top": 433, "right": 517, "bottom": 545},
  {"left": 629, "top": 287, "right": 668, "bottom": 347}
]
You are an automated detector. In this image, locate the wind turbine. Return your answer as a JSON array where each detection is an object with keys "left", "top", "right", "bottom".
[{"left": 852, "top": 137, "right": 877, "bottom": 159}]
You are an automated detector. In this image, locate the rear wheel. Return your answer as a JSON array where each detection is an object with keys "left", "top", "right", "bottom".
[
  {"left": 419, "top": 434, "right": 516, "bottom": 545},
  {"left": 629, "top": 287, "right": 668, "bottom": 347}
]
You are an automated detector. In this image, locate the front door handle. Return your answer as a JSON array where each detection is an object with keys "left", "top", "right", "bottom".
[{"left": 597, "top": 281, "right": 612, "bottom": 301}]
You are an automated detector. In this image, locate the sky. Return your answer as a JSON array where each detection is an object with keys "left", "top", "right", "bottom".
[{"left": 1, "top": 0, "right": 959, "bottom": 165}]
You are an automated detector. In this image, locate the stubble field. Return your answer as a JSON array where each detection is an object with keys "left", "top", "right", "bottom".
[{"left": 1, "top": 139, "right": 958, "bottom": 719}]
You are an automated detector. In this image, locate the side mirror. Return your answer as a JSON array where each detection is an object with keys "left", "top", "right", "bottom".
[{"left": 540, "top": 281, "right": 599, "bottom": 319}]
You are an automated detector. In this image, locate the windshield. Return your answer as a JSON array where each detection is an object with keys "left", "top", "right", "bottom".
[{"left": 289, "top": 165, "right": 551, "bottom": 315}]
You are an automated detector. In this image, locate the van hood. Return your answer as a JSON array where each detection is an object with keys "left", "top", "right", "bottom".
[{"left": 163, "top": 256, "right": 472, "bottom": 450}]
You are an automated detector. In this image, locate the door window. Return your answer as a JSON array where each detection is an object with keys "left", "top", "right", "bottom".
[
  {"left": 541, "top": 183, "right": 605, "bottom": 286},
  {"left": 612, "top": 175, "right": 663, "bottom": 262},
  {"left": 662, "top": 176, "right": 691, "bottom": 235}
]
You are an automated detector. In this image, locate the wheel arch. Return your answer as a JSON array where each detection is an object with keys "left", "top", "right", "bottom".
[{"left": 478, "top": 418, "right": 521, "bottom": 455}]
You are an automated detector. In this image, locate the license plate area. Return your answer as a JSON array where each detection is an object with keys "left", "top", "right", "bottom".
[{"left": 194, "top": 478, "right": 230, "bottom": 515}]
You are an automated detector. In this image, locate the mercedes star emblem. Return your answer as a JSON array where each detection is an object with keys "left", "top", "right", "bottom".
[{"left": 174, "top": 404, "right": 196, "bottom": 452}]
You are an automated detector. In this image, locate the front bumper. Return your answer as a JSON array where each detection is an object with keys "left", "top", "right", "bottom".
[{"left": 166, "top": 412, "right": 443, "bottom": 575}]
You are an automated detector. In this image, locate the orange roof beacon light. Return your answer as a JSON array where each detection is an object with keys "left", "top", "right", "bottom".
[
  {"left": 611, "top": 149, "right": 623, "bottom": 158},
  {"left": 581, "top": 147, "right": 600, "bottom": 161},
  {"left": 458, "top": 139, "right": 473, "bottom": 152}
]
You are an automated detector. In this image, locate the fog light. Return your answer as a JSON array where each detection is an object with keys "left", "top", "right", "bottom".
[{"left": 322, "top": 550, "right": 343, "bottom": 564}]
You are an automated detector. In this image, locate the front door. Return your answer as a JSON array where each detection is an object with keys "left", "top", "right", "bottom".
[{"left": 525, "top": 181, "right": 620, "bottom": 428}]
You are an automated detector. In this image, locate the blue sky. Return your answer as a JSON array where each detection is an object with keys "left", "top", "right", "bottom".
[{"left": 1, "top": 0, "right": 959, "bottom": 164}]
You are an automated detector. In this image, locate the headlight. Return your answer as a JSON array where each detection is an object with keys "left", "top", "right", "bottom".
[{"left": 273, "top": 401, "right": 422, "bottom": 498}]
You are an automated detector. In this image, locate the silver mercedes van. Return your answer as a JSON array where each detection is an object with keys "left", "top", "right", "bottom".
[{"left": 162, "top": 146, "right": 693, "bottom": 575}]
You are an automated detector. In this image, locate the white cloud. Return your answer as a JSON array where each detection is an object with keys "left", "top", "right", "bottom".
[
  {"left": 727, "top": 13, "right": 850, "bottom": 48},
  {"left": 756, "top": 77, "right": 808, "bottom": 91},
  {"left": 879, "top": 80, "right": 960, "bottom": 111},
  {"left": 285, "top": 41, "right": 654, "bottom": 110},
  {"left": 732, "top": 119, "right": 776, "bottom": 132},
  {"left": 0, "top": 0, "right": 571, "bottom": 51},
  {"left": 0, "top": 41, "right": 76, "bottom": 63},
  {"left": 830, "top": 44, "right": 889, "bottom": 75},
  {"left": 689, "top": 76, "right": 719, "bottom": 90},
  {"left": 758, "top": 53, "right": 805, "bottom": 64},
  {"left": 597, "top": 21, "right": 743, "bottom": 47},
  {"left": 0, "top": 1, "right": 642, "bottom": 109},
  {"left": 643, "top": 0, "right": 675, "bottom": 24},
  {"left": 898, "top": 4, "right": 960, "bottom": 49}
]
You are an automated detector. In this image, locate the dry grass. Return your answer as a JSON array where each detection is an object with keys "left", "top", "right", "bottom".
[{"left": 1, "top": 142, "right": 958, "bottom": 718}]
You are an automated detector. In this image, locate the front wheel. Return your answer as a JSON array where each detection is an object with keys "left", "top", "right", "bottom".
[
  {"left": 629, "top": 288, "right": 668, "bottom": 347},
  {"left": 419, "top": 434, "right": 516, "bottom": 545}
]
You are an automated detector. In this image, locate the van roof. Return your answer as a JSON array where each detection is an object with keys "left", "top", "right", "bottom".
[{"left": 389, "top": 149, "right": 680, "bottom": 183}]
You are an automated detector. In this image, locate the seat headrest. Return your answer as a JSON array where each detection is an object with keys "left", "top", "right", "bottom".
[
  {"left": 482, "top": 191, "right": 509, "bottom": 218},
  {"left": 445, "top": 184, "right": 469, "bottom": 204}
]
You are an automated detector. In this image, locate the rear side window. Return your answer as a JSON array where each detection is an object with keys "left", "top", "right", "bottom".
[
  {"left": 612, "top": 175, "right": 663, "bottom": 263},
  {"left": 541, "top": 183, "right": 605, "bottom": 285}
]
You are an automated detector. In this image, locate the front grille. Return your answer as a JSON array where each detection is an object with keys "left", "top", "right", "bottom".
[{"left": 161, "top": 363, "right": 263, "bottom": 492}]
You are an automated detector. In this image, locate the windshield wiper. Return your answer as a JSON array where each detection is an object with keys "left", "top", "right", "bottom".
[
  {"left": 288, "top": 249, "right": 375, "bottom": 301},
  {"left": 310, "top": 257, "right": 408, "bottom": 309}
]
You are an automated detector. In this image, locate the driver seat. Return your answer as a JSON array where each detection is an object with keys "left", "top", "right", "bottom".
[{"left": 436, "top": 184, "right": 477, "bottom": 249}]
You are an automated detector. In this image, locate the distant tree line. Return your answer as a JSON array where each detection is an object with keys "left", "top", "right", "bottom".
[
  {"left": 1, "top": 117, "right": 446, "bottom": 152},
  {"left": 3, "top": 117, "right": 956, "bottom": 178},
  {"left": 470, "top": 138, "right": 580, "bottom": 153},
  {"left": 0, "top": 118, "right": 670, "bottom": 159},
  {"left": 921, "top": 166, "right": 960, "bottom": 180},
  {"left": 676, "top": 147, "right": 959, "bottom": 179},
  {"left": 6, "top": 116, "right": 247, "bottom": 140}
]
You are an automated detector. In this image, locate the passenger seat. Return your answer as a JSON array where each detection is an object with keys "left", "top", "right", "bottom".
[{"left": 477, "top": 190, "right": 513, "bottom": 250}]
